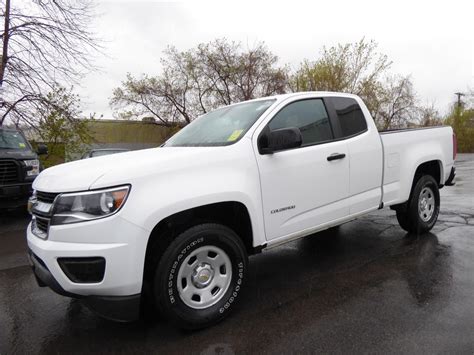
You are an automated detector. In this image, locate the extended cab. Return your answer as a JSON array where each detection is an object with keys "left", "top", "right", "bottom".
[
  {"left": 0, "top": 127, "right": 47, "bottom": 209},
  {"left": 27, "top": 92, "right": 456, "bottom": 328}
]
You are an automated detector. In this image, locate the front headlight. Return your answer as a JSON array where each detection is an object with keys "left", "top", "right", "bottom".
[
  {"left": 51, "top": 185, "right": 130, "bottom": 225},
  {"left": 24, "top": 159, "right": 40, "bottom": 176}
]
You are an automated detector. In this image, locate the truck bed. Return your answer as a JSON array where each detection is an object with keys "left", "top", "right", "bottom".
[
  {"left": 379, "top": 125, "right": 446, "bottom": 134},
  {"left": 379, "top": 125, "right": 454, "bottom": 207}
]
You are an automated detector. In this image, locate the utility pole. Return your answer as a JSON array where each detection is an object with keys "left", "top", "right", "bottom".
[
  {"left": 453, "top": 92, "right": 465, "bottom": 130},
  {"left": 454, "top": 92, "right": 465, "bottom": 109}
]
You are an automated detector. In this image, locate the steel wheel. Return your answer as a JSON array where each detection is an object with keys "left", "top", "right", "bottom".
[
  {"left": 396, "top": 175, "right": 439, "bottom": 234},
  {"left": 177, "top": 245, "right": 232, "bottom": 309},
  {"left": 418, "top": 186, "right": 435, "bottom": 222}
]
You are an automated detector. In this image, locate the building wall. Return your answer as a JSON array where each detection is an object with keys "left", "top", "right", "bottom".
[{"left": 67, "top": 120, "right": 177, "bottom": 161}]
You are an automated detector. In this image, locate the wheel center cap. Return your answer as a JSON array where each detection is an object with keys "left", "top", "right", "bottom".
[
  {"left": 192, "top": 263, "right": 214, "bottom": 288},
  {"left": 421, "top": 198, "right": 427, "bottom": 210}
]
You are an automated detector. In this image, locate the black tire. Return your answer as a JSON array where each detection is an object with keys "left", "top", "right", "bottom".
[
  {"left": 153, "top": 223, "right": 248, "bottom": 329},
  {"left": 396, "top": 175, "right": 440, "bottom": 234},
  {"left": 396, "top": 210, "right": 411, "bottom": 231}
]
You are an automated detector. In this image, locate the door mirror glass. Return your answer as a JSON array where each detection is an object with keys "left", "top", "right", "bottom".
[
  {"left": 259, "top": 127, "right": 302, "bottom": 154},
  {"left": 36, "top": 143, "right": 48, "bottom": 155}
]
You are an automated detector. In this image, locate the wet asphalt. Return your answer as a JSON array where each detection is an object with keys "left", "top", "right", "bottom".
[{"left": 1, "top": 155, "right": 473, "bottom": 354}]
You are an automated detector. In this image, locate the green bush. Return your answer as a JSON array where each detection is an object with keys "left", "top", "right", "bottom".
[
  {"left": 445, "top": 108, "right": 474, "bottom": 153},
  {"left": 30, "top": 141, "right": 66, "bottom": 168}
]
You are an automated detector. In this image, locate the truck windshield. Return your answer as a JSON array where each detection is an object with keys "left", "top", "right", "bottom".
[
  {"left": 0, "top": 130, "right": 29, "bottom": 150},
  {"left": 164, "top": 99, "right": 276, "bottom": 147}
]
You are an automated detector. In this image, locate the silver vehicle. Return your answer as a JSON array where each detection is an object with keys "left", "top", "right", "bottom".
[{"left": 81, "top": 148, "right": 129, "bottom": 159}]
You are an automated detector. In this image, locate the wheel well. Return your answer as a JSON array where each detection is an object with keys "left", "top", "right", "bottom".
[
  {"left": 143, "top": 201, "right": 253, "bottom": 283},
  {"left": 391, "top": 160, "right": 442, "bottom": 213},
  {"left": 413, "top": 160, "right": 442, "bottom": 186}
]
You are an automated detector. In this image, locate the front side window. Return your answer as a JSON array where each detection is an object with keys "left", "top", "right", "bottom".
[
  {"left": 0, "top": 130, "right": 29, "bottom": 150},
  {"left": 331, "top": 97, "right": 367, "bottom": 137},
  {"left": 165, "top": 99, "right": 276, "bottom": 147},
  {"left": 268, "top": 99, "right": 333, "bottom": 146}
]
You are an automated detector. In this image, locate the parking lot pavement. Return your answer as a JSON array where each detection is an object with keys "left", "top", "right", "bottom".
[{"left": 1, "top": 154, "right": 473, "bottom": 354}]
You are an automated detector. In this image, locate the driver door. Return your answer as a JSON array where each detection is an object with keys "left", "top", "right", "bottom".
[{"left": 254, "top": 98, "right": 350, "bottom": 241}]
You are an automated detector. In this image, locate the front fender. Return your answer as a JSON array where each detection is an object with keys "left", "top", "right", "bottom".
[{"left": 115, "top": 144, "right": 266, "bottom": 248}]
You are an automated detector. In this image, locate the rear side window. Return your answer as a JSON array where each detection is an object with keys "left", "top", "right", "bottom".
[
  {"left": 332, "top": 97, "right": 367, "bottom": 137},
  {"left": 268, "top": 99, "right": 333, "bottom": 146}
]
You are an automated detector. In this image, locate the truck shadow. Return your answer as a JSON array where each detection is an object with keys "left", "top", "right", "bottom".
[
  {"left": 0, "top": 207, "right": 30, "bottom": 227},
  {"left": 32, "top": 219, "right": 453, "bottom": 354},
  {"left": 244, "top": 224, "right": 451, "bottom": 312}
]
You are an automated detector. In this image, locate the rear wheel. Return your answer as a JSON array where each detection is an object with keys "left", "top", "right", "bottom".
[
  {"left": 396, "top": 175, "right": 440, "bottom": 234},
  {"left": 152, "top": 223, "right": 248, "bottom": 329}
]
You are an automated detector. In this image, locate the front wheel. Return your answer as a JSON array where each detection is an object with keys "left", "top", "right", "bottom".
[
  {"left": 153, "top": 223, "right": 248, "bottom": 329},
  {"left": 396, "top": 175, "right": 440, "bottom": 234}
]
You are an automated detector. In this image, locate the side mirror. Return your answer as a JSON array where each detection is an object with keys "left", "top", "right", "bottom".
[
  {"left": 36, "top": 143, "right": 48, "bottom": 156},
  {"left": 259, "top": 127, "right": 302, "bottom": 154}
]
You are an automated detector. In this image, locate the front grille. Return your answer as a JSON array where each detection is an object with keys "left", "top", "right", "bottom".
[
  {"left": 35, "top": 215, "right": 50, "bottom": 233},
  {"left": 0, "top": 159, "right": 19, "bottom": 185},
  {"left": 36, "top": 191, "right": 60, "bottom": 204},
  {"left": 32, "top": 191, "right": 59, "bottom": 239}
]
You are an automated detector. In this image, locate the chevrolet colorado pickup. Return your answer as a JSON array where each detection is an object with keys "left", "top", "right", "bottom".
[
  {"left": 0, "top": 127, "right": 47, "bottom": 209},
  {"left": 27, "top": 92, "right": 456, "bottom": 328}
]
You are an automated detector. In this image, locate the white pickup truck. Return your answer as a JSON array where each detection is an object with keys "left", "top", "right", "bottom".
[{"left": 27, "top": 92, "right": 456, "bottom": 328}]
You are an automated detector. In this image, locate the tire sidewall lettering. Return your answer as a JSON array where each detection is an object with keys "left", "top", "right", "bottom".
[
  {"left": 219, "top": 261, "right": 245, "bottom": 314},
  {"left": 168, "top": 237, "right": 204, "bottom": 305}
]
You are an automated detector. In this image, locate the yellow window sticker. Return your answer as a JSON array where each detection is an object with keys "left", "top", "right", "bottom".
[
  {"left": 19, "top": 143, "right": 26, "bottom": 148},
  {"left": 227, "top": 129, "right": 243, "bottom": 142}
]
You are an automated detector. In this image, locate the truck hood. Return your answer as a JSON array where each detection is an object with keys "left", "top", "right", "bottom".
[
  {"left": 32, "top": 147, "right": 223, "bottom": 193},
  {"left": 0, "top": 148, "right": 37, "bottom": 160}
]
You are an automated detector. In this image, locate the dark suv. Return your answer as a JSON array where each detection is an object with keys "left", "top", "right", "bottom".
[{"left": 0, "top": 127, "right": 47, "bottom": 209}]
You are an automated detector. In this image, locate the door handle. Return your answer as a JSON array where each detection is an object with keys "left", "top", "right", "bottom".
[{"left": 327, "top": 153, "right": 346, "bottom": 161}]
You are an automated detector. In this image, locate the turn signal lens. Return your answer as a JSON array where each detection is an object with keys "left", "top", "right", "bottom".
[{"left": 112, "top": 190, "right": 128, "bottom": 210}]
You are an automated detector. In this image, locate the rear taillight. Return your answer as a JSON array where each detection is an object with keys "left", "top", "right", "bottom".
[{"left": 453, "top": 132, "right": 457, "bottom": 161}]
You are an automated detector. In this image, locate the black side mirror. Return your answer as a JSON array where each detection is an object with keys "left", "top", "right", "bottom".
[
  {"left": 36, "top": 143, "right": 48, "bottom": 156},
  {"left": 259, "top": 127, "right": 302, "bottom": 154}
]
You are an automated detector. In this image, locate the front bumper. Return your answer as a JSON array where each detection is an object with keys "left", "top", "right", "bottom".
[
  {"left": 29, "top": 250, "right": 141, "bottom": 321},
  {"left": 26, "top": 214, "right": 150, "bottom": 321}
]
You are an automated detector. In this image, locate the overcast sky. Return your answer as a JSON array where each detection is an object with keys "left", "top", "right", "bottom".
[{"left": 79, "top": 0, "right": 474, "bottom": 118}]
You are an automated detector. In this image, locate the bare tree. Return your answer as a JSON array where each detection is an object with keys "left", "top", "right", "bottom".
[
  {"left": 376, "top": 75, "right": 417, "bottom": 130},
  {"left": 291, "top": 39, "right": 422, "bottom": 129},
  {"left": 0, "top": 0, "right": 101, "bottom": 126},
  {"left": 416, "top": 103, "right": 443, "bottom": 127},
  {"left": 111, "top": 39, "right": 288, "bottom": 125},
  {"left": 466, "top": 88, "right": 474, "bottom": 109},
  {"left": 112, "top": 37, "right": 427, "bottom": 131},
  {"left": 194, "top": 40, "right": 288, "bottom": 105}
]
